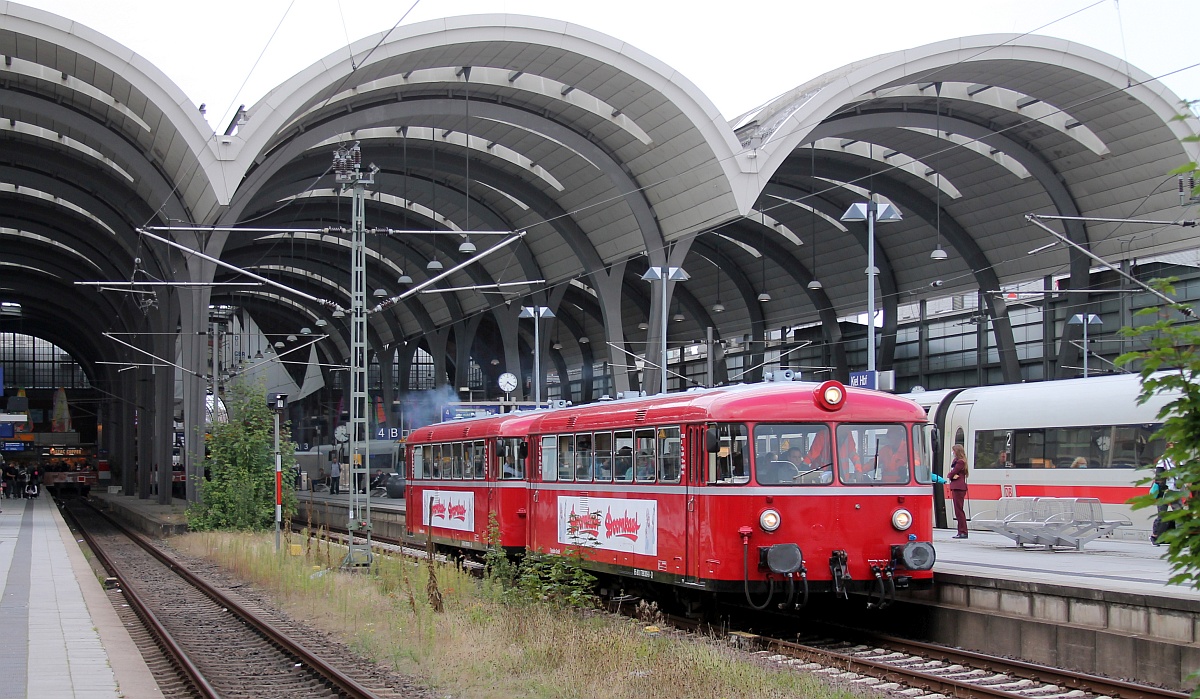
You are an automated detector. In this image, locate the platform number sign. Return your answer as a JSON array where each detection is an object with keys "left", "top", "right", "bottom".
[
  {"left": 1001, "top": 484, "right": 1016, "bottom": 498},
  {"left": 376, "top": 427, "right": 401, "bottom": 439}
]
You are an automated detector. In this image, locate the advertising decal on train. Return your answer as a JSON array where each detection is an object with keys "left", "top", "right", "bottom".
[
  {"left": 422, "top": 490, "right": 475, "bottom": 531},
  {"left": 557, "top": 496, "right": 658, "bottom": 556}
]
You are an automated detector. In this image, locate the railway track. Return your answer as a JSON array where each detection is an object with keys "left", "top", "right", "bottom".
[
  {"left": 63, "top": 500, "right": 428, "bottom": 699},
  {"left": 738, "top": 628, "right": 1190, "bottom": 699}
]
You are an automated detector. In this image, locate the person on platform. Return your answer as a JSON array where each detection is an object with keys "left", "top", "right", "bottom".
[
  {"left": 948, "top": 444, "right": 970, "bottom": 539},
  {"left": 330, "top": 459, "right": 342, "bottom": 495}
]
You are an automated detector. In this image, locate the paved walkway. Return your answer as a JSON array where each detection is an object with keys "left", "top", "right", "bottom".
[{"left": 0, "top": 496, "right": 161, "bottom": 698}]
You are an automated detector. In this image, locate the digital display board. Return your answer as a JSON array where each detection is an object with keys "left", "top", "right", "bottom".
[{"left": 2, "top": 442, "right": 26, "bottom": 452}]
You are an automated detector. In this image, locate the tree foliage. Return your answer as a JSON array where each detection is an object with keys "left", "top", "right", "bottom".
[
  {"left": 188, "top": 380, "right": 297, "bottom": 530},
  {"left": 1117, "top": 279, "right": 1200, "bottom": 587}
]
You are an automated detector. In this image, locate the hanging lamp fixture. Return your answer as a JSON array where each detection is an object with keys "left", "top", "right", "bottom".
[
  {"left": 757, "top": 218, "right": 771, "bottom": 302},
  {"left": 807, "top": 143, "right": 823, "bottom": 290},
  {"left": 931, "top": 84, "right": 949, "bottom": 261}
]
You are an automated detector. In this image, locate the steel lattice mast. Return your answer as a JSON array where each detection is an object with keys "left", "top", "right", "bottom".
[{"left": 334, "top": 143, "right": 374, "bottom": 567}]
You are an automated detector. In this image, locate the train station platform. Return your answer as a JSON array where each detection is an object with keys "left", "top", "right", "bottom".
[{"left": 0, "top": 496, "right": 162, "bottom": 699}]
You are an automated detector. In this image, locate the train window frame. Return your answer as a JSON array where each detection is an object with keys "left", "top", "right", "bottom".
[
  {"left": 707, "top": 423, "right": 749, "bottom": 485},
  {"left": 557, "top": 434, "right": 575, "bottom": 482},
  {"left": 658, "top": 426, "right": 681, "bottom": 483},
  {"left": 835, "top": 423, "right": 911, "bottom": 485},
  {"left": 753, "top": 423, "right": 832, "bottom": 486},
  {"left": 452, "top": 442, "right": 464, "bottom": 479},
  {"left": 914, "top": 424, "right": 935, "bottom": 484},
  {"left": 541, "top": 436, "right": 557, "bottom": 482},
  {"left": 634, "top": 428, "right": 657, "bottom": 483},
  {"left": 574, "top": 433, "right": 593, "bottom": 483},
  {"left": 613, "top": 430, "right": 634, "bottom": 482},
  {"left": 413, "top": 445, "right": 427, "bottom": 479},
  {"left": 470, "top": 440, "right": 485, "bottom": 479},
  {"left": 593, "top": 431, "right": 613, "bottom": 482}
]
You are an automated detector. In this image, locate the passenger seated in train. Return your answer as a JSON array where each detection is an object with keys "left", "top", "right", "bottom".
[
  {"left": 635, "top": 451, "right": 656, "bottom": 481},
  {"left": 615, "top": 446, "right": 634, "bottom": 482},
  {"left": 501, "top": 453, "right": 521, "bottom": 479}
]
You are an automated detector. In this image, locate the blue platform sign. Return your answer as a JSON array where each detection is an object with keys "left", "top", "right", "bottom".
[{"left": 849, "top": 370, "right": 877, "bottom": 390}]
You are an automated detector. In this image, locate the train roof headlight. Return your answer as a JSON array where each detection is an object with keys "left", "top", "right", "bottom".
[
  {"left": 759, "top": 509, "right": 781, "bottom": 532},
  {"left": 814, "top": 380, "right": 846, "bottom": 411},
  {"left": 891, "top": 508, "right": 913, "bottom": 531}
]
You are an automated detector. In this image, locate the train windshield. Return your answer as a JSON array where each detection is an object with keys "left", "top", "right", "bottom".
[
  {"left": 834, "top": 424, "right": 911, "bottom": 485},
  {"left": 753, "top": 424, "right": 832, "bottom": 486}
]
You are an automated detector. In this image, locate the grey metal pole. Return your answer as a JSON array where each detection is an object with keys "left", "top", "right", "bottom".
[
  {"left": 1082, "top": 319, "right": 1089, "bottom": 378},
  {"left": 660, "top": 275, "right": 669, "bottom": 394},
  {"left": 867, "top": 200, "right": 877, "bottom": 374},
  {"left": 706, "top": 326, "right": 714, "bottom": 388},
  {"left": 534, "top": 317, "right": 541, "bottom": 407}
]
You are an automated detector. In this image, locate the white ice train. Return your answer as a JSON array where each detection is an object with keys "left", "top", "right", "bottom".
[{"left": 902, "top": 373, "right": 1178, "bottom": 537}]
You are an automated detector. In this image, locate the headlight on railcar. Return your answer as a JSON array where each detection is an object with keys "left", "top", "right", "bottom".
[
  {"left": 759, "top": 509, "right": 781, "bottom": 532},
  {"left": 891, "top": 508, "right": 913, "bottom": 531},
  {"left": 814, "top": 380, "right": 846, "bottom": 412}
]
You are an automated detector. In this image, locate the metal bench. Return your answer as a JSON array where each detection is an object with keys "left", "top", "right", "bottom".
[{"left": 969, "top": 496, "right": 1130, "bottom": 550}]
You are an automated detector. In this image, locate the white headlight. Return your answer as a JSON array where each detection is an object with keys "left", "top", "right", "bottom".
[
  {"left": 759, "top": 509, "right": 781, "bottom": 532},
  {"left": 891, "top": 508, "right": 913, "bottom": 531}
]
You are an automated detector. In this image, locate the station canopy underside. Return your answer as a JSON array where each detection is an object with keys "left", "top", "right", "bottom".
[{"left": 1, "top": 4, "right": 1198, "bottom": 394}]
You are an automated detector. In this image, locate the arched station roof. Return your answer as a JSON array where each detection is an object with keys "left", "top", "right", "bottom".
[{"left": 1, "top": 3, "right": 1198, "bottom": 394}]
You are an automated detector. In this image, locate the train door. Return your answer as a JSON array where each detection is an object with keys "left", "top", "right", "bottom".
[{"left": 685, "top": 424, "right": 706, "bottom": 583}]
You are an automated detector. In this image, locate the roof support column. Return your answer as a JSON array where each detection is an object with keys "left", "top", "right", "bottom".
[{"left": 590, "top": 260, "right": 631, "bottom": 397}]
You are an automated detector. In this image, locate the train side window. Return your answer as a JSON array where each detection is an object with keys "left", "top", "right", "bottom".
[
  {"left": 613, "top": 431, "right": 634, "bottom": 481},
  {"left": 541, "top": 436, "right": 557, "bottom": 482},
  {"left": 413, "top": 446, "right": 425, "bottom": 479},
  {"left": 707, "top": 423, "right": 749, "bottom": 485},
  {"left": 658, "top": 426, "right": 681, "bottom": 483},
  {"left": 452, "top": 442, "right": 464, "bottom": 479},
  {"left": 471, "top": 440, "right": 485, "bottom": 479},
  {"left": 634, "top": 429, "right": 656, "bottom": 482},
  {"left": 593, "top": 432, "right": 612, "bottom": 482},
  {"left": 431, "top": 444, "right": 443, "bottom": 478},
  {"left": 575, "top": 434, "right": 593, "bottom": 482},
  {"left": 558, "top": 434, "right": 575, "bottom": 482}
]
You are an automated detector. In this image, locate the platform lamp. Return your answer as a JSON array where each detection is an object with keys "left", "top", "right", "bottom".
[
  {"left": 1068, "top": 313, "right": 1102, "bottom": 378},
  {"left": 519, "top": 306, "right": 554, "bottom": 407},
  {"left": 841, "top": 199, "right": 902, "bottom": 376}
]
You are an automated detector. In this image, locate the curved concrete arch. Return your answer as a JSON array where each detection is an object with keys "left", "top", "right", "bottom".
[
  {"left": 0, "top": 8, "right": 224, "bottom": 213},
  {"left": 803, "top": 110, "right": 1091, "bottom": 377},
  {"left": 756, "top": 33, "right": 1200, "bottom": 177},
  {"left": 224, "top": 99, "right": 648, "bottom": 270},
  {"left": 810, "top": 159, "right": 1021, "bottom": 382},
  {"left": 238, "top": 14, "right": 745, "bottom": 212},
  {"left": 758, "top": 173, "right": 900, "bottom": 371}
]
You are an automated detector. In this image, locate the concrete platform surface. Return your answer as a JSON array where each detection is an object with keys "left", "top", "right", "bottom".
[{"left": 0, "top": 496, "right": 162, "bottom": 699}]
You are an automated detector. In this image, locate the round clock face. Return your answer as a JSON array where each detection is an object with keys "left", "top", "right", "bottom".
[
  {"left": 334, "top": 424, "right": 349, "bottom": 443},
  {"left": 498, "top": 372, "right": 518, "bottom": 393}
]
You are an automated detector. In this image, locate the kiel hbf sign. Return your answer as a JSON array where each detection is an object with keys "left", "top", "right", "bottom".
[{"left": 849, "top": 370, "right": 876, "bottom": 390}]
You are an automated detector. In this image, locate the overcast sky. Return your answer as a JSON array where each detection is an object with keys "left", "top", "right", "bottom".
[{"left": 27, "top": 0, "right": 1200, "bottom": 132}]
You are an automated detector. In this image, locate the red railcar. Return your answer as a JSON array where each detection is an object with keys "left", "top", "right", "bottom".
[
  {"left": 406, "top": 380, "right": 936, "bottom": 609},
  {"left": 406, "top": 410, "right": 541, "bottom": 553}
]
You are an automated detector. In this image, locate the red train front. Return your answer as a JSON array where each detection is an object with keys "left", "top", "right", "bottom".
[{"left": 407, "top": 380, "right": 936, "bottom": 609}]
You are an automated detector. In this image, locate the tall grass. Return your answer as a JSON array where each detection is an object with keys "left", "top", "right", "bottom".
[{"left": 173, "top": 531, "right": 864, "bottom": 699}]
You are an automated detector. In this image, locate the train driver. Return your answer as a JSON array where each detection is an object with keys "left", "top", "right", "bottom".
[{"left": 794, "top": 432, "right": 833, "bottom": 483}]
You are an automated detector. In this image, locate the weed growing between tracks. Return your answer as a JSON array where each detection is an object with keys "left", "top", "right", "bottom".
[{"left": 173, "top": 530, "right": 861, "bottom": 699}]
